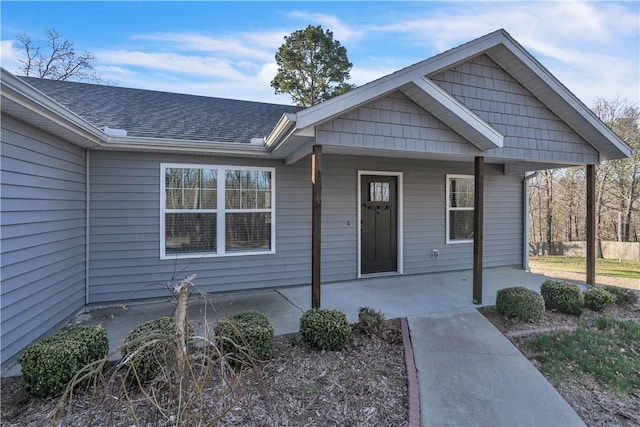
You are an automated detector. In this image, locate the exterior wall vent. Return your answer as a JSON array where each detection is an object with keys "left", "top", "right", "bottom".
[{"left": 103, "top": 127, "right": 128, "bottom": 137}]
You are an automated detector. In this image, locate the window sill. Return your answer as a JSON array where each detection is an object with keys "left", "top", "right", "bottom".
[{"left": 161, "top": 249, "right": 275, "bottom": 260}]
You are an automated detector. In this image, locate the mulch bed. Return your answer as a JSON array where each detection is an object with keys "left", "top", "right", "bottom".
[{"left": 1, "top": 319, "right": 408, "bottom": 426}]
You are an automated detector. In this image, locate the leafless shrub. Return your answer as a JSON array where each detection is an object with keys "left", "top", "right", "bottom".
[{"left": 49, "top": 275, "right": 263, "bottom": 426}]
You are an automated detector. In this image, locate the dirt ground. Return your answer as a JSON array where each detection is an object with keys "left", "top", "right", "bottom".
[
  {"left": 480, "top": 291, "right": 640, "bottom": 427},
  {"left": 529, "top": 266, "right": 640, "bottom": 291},
  {"left": 1, "top": 320, "right": 408, "bottom": 426}
]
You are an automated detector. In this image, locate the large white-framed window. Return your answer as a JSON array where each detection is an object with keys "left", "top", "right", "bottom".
[
  {"left": 446, "top": 174, "right": 474, "bottom": 244},
  {"left": 161, "top": 163, "right": 275, "bottom": 259}
]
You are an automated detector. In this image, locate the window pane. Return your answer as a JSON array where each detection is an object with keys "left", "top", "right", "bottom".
[
  {"left": 225, "top": 213, "right": 271, "bottom": 252},
  {"left": 166, "top": 189, "right": 183, "bottom": 209},
  {"left": 165, "top": 168, "right": 217, "bottom": 209},
  {"left": 257, "top": 190, "right": 272, "bottom": 209},
  {"left": 225, "top": 170, "right": 272, "bottom": 209},
  {"left": 200, "top": 169, "right": 217, "bottom": 209},
  {"left": 450, "top": 177, "right": 474, "bottom": 208},
  {"left": 226, "top": 189, "right": 241, "bottom": 209},
  {"left": 449, "top": 210, "right": 474, "bottom": 241},
  {"left": 165, "top": 213, "right": 216, "bottom": 254}
]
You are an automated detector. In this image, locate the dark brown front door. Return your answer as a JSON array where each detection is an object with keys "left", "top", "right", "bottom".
[{"left": 361, "top": 175, "right": 397, "bottom": 274}]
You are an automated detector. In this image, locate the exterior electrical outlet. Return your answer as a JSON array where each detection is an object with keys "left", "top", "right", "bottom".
[{"left": 433, "top": 250, "right": 439, "bottom": 259}]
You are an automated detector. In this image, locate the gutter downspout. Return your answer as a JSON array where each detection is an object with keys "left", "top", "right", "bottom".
[
  {"left": 523, "top": 171, "right": 538, "bottom": 271},
  {"left": 85, "top": 149, "right": 90, "bottom": 305}
]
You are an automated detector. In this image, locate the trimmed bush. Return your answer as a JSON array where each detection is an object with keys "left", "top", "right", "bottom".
[
  {"left": 584, "top": 288, "right": 617, "bottom": 312},
  {"left": 123, "top": 317, "right": 192, "bottom": 383},
  {"left": 299, "top": 309, "right": 352, "bottom": 351},
  {"left": 540, "top": 280, "right": 584, "bottom": 315},
  {"left": 358, "top": 306, "right": 386, "bottom": 337},
  {"left": 19, "top": 325, "right": 109, "bottom": 397},
  {"left": 215, "top": 310, "right": 274, "bottom": 363},
  {"left": 603, "top": 286, "right": 638, "bottom": 306},
  {"left": 495, "top": 287, "right": 545, "bottom": 322}
]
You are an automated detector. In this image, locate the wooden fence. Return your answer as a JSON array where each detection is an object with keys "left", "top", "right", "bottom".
[{"left": 530, "top": 241, "right": 640, "bottom": 261}]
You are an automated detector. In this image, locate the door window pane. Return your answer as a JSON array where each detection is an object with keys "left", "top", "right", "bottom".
[{"left": 369, "top": 182, "right": 390, "bottom": 202}]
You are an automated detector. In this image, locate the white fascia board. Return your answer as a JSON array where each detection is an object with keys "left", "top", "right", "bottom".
[
  {"left": 105, "top": 136, "right": 271, "bottom": 157},
  {"left": 1, "top": 68, "right": 106, "bottom": 147},
  {"left": 294, "top": 30, "right": 507, "bottom": 130},
  {"left": 265, "top": 113, "right": 297, "bottom": 149},
  {"left": 495, "top": 35, "right": 634, "bottom": 159},
  {"left": 411, "top": 76, "right": 503, "bottom": 150}
]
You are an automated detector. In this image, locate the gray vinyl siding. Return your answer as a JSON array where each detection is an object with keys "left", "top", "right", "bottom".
[
  {"left": 320, "top": 155, "right": 522, "bottom": 283},
  {"left": 316, "top": 91, "right": 481, "bottom": 156},
  {"left": 88, "top": 151, "right": 521, "bottom": 303},
  {"left": 430, "top": 55, "right": 599, "bottom": 164},
  {"left": 88, "top": 151, "right": 311, "bottom": 304},
  {"left": 1, "top": 114, "right": 86, "bottom": 365},
  {"left": 316, "top": 57, "right": 598, "bottom": 165}
]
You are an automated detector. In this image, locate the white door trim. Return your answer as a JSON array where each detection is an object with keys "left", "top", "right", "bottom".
[{"left": 357, "top": 170, "right": 403, "bottom": 278}]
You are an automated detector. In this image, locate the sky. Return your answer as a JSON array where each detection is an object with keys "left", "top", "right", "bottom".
[{"left": 1, "top": 1, "right": 638, "bottom": 107}]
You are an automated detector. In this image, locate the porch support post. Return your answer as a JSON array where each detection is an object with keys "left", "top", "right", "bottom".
[
  {"left": 473, "top": 156, "right": 484, "bottom": 304},
  {"left": 311, "top": 145, "right": 322, "bottom": 308},
  {"left": 586, "top": 164, "right": 596, "bottom": 286}
]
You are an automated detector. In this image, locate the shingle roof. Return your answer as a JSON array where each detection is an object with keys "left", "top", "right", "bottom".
[{"left": 19, "top": 77, "right": 301, "bottom": 143}]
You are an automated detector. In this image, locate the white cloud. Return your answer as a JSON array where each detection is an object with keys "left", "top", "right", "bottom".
[
  {"left": 96, "top": 50, "right": 249, "bottom": 80},
  {"left": 132, "top": 32, "right": 276, "bottom": 61},
  {"left": 287, "top": 11, "right": 363, "bottom": 42},
  {"left": 1, "top": 40, "right": 22, "bottom": 74},
  {"left": 349, "top": 64, "right": 398, "bottom": 87}
]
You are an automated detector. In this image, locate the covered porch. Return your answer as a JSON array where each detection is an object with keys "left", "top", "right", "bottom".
[{"left": 264, "top": 30, "right": 630, "bottom": 308}]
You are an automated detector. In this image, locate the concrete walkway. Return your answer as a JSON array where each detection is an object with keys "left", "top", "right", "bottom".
[
  {"left": 4, "top": 267, "right": 586, "bottom": 426},
  {"left": 410, "top": 310, "right": 585, "bottom": 426}
]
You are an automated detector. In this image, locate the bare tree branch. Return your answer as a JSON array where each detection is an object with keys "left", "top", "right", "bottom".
[{"left": 14, "top": 28, "right": 109, "bottom": 84}]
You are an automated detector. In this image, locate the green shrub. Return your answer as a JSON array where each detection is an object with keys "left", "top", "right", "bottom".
[
  {"left": 299, "top": 309, "right": 352, "bottom": 351},
  {"left": 584, "top": 288, "right": 617, "bottom": 312},
  {"left": 19, "top": 325, "right": 109, "bottom": 397},
  {"left": 540, "top": 280, "right": 584, "bottom": 315},
  {"left": 215, "top": 310, "right": 274, "bottom": 363},
  {"left": 495, "top": 287, "right": 545, "bottom": 322},
  {"left": 603, "top": 286, "right": 638, "bottom": 306},
  {"left": 358, "top": 306, "right": 386, "bottom": 337},
  {"left": 122, "top": 317, "right": 192, "bottom": 383}
]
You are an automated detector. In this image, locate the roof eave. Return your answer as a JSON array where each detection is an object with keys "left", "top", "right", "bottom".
[
  {"left": 485, "top": 34, "right": 634, "bottom": 160},
  {"left": 265, "top": 113, "right": 298, "bottom": 153},
  {"left": 1, "top": 67, "right": 106, "bottom": 148},
  {"left": 106, "top": 135, "right": 271, "bottom": 157}
]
